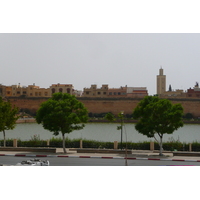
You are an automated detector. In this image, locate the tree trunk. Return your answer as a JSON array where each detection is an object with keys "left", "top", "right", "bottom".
[
  {"left": 159, "top": 135, "right": 163, "bottom": 156},
  {"left": 3, "top": 130, "right": 6, "bottom": 147},
  {"left": 62, "top": 133, "right": 67, "bottom": 153}
]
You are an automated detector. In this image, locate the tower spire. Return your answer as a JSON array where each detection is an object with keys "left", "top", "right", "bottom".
[{"left": 157, "top": 67, "right": 166, "bottom": 95}]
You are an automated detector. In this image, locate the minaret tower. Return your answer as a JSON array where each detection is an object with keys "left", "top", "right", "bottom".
[{"left": 157, "top": 67, "right": 166, "bottom": 95}]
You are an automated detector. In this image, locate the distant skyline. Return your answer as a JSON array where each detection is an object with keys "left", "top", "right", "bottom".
[
  {"left": 1, "top": 0, "right": 200, "bottom": 195},
  {"left": 1, "top": 33, "right": 200, "bottom": 95}
]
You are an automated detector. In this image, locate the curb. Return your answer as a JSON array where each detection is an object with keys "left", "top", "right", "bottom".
[{"left": 1, "top": 154, "right": 200, "bottom": 162}]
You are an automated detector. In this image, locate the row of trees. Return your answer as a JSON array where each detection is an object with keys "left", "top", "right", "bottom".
[
  {"left": 0, "top": 94, "right": 184, "bottom": 156},
  {"left": 0, "top": 97, "right": 19, "bottom": 147}
]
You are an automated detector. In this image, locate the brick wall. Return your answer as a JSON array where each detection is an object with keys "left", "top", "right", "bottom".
[{"left": 7, "top": 97, "right": 200, "bottom": 118}]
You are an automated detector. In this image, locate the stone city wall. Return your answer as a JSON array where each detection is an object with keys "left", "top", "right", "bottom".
[{"left": 7, "top": 97, "right": 200, "bottom": 118}]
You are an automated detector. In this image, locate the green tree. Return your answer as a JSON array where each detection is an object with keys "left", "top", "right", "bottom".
[
  {"left": 36, "top": 93, "right": 88, "bottom": 153},
  {"left": 185, "top": 113, "right": 193, "bottom": 120},
  {"left": 104, "top": 112, "right": 125, "bottom": 150},
  {"left": 132, "top": 96, "right": 184, "bottom": 155},
  {"left": 0, "top": 97, "right": 19, "bottom": 147},
  {"left": 104, "top": 112, "right": 116, "bottom": 122}
]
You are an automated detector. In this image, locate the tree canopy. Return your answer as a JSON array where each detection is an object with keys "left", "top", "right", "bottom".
[
  {"left": 36, "top": 93, "right": 88, "bottom": 153},
  {"left": 0, "top": 97, "right": 19, "bottom": 147},
  {"left": 104, "top": 112, "right": 125, "bottom": 150},
  {"left": 132, "top": 96, "right": 184, "bottom": 155},
  {"left": 104, "top": 112, "right": 116, "bottom": 122}
]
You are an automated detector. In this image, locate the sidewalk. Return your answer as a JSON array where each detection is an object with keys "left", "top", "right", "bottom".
[{"left": 0, "top": 148, "right": 200, "bottom": 162}]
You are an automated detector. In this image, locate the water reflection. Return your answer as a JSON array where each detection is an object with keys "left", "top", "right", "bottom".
[{"left": 1, "top": 123, "right": 200, "bottom": 143}]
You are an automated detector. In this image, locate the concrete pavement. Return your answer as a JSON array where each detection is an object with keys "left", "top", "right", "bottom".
[{"left": 0, "top": 148, "right": 200, "bottom": 162}]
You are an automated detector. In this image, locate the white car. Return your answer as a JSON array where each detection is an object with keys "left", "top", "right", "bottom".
[{"left": 16, "top": 159, "right": 50, "bottom": 166}]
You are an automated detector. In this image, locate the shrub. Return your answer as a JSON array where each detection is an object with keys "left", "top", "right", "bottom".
[
  {"left": 191, "top": 141, "right": 200, "bottom": 151},
  {"left": 49, "top": 137, "right": 63, "bottom": 147},
  {"left": 65, "top": 138, "right": 81, "bottom": 148},
  {"left": 0, "top": 138, "right": 200, "bottom": 151}
]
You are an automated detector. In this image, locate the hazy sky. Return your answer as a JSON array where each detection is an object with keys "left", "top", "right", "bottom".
[
  {"left": 1, "top": 0, "right": 200, "bottom": 194},
  {"left": 1, "top": 33, "right": 200, "bottom": 95}
]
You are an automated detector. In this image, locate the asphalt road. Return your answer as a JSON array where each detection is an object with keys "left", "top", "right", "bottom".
[{"left": 0, "top": 156, "right": 199, "bottom": 166}]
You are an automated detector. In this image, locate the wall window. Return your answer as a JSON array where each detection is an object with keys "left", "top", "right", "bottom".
[
  {"left": 103, "top": 92, "right": 107, "bottom": 95},
  {"left": 59, "top": 88, "right": 63, "bottom": 93},
  {"left": 98, "top": 92, "right": 101, "bottom": 95},
  {"left": 52, "top": 88, "right": 55, "bottom": 94},
  {"left": 109, "top": 92, "right": 112, "bottom": 95},
  {"left": 67, "top": 88, "right": 71, "bottom": 93}
]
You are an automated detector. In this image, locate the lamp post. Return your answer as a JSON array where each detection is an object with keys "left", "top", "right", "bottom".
[
  {"left": 120, "top": 111, "right": 124, "bottom": 151},
  {"left": 119, "top": 111, "right": 128, "bottom": 166},
  {"left": 124, "top": 123, "right": 128, "bottom": 166},
  {"left": 119, "top": 111, "right": 128, "bottom": 165}
]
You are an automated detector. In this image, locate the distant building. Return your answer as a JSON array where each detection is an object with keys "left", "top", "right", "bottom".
[
  {"left": 126, "top": 87, "right": 148, "bottom": 98},
  {"left": 0, "top": 84, "right": 6, "bottom": 97},
  {"left": 11, "top": 83, "right": 29, "bottom": 97},
  {"left": 50, "top": 83, "right": 74, "bottom": 95},
  {"left": 160, "top": 89, "right": 186, "bottom": 98},
  {"left": 4, "top": 83, "right": 51, "bottom": 97},
  {"left": 158, "top": 78, "right": 200, "bottom": 98},
  {"left": 82, "top": 84, "right": 109, "bottom": 98},
  {"left": 0, "top": 83, "right": 79, "bottom": 98},
  {"left": 186, "top": 82, "right": 200, "bottom": 98},
  {"left": 157, "top": 68, "right": 187, "bottom": 98},
  {"left": 27, "top": 84, "right": 50, "bottom": 97},
  {"left": 82, "top": 84, "right": 148, "bottom": 98},
  {"left": 108, "top": 86, "right": 127, "bottom": 97},
  {"left": 157, "top": 67, "right": 166, "bottom": 95}
]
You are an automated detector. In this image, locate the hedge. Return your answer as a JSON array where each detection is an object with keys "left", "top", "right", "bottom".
[{"left": 1, "top": 138, "right": 200, "bottom": 151}]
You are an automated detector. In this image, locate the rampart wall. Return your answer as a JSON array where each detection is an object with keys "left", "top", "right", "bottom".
[{"left": 7, "top": 97, "right": 200, "bottom": 117}]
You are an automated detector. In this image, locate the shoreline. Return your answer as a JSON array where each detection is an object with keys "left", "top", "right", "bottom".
[
  {"left": 16, "top": 118, "right": 200, "bottom": 124},
  {"left": 16, "top": 118, "right": 36, "bottom": 123}
]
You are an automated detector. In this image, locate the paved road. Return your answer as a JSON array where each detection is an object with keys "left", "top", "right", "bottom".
[{"left": 0, "top": 156, "right": 199, "bottom": 166}]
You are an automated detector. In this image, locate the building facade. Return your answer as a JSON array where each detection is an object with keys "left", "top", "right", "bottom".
[
  {"left": 49, "top": 83, "right": 74, "bottom": 95},
  {"left": 0, "top": 83, "right": 80, "bottom": 98},
  {"left": 157, "top": 68, "right": 187, "bottom": 98},
  {"left": 82, "top": 84, "right": 148, "bottom": 98},
  {"left": 83, "top": 84, "right": 109, "bottom": 98},
  {"left": 186, "top": 82, "right": 200, "bottom": 98},
  {"left": 126, "top": 87, "right": 148, "bottom": 98}
]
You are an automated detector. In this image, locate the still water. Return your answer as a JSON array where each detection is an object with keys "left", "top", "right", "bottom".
[{"left": 1, "top": 123, "right": 200, "bottom": 143}]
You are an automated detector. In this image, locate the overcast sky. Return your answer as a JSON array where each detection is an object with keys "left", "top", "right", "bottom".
[
  {"left": 1, "top": 33, "right": 200, "bottom": 95},
  {"left": 1, "top": 1, "right": 200, "bottom": 95},
  {"left": 1, "top": 0, "right": 200, "bottom": 193}
]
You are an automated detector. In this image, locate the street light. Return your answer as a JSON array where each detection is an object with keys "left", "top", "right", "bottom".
[
  {"left": 124, "top": 122, "right": 128, "bottom": 166},
  {"left": 120, "top": 111, "right": 124, "bottom": 151},
  {"left": 119, "top": 111, "right": 128, "bottom": 166}
]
